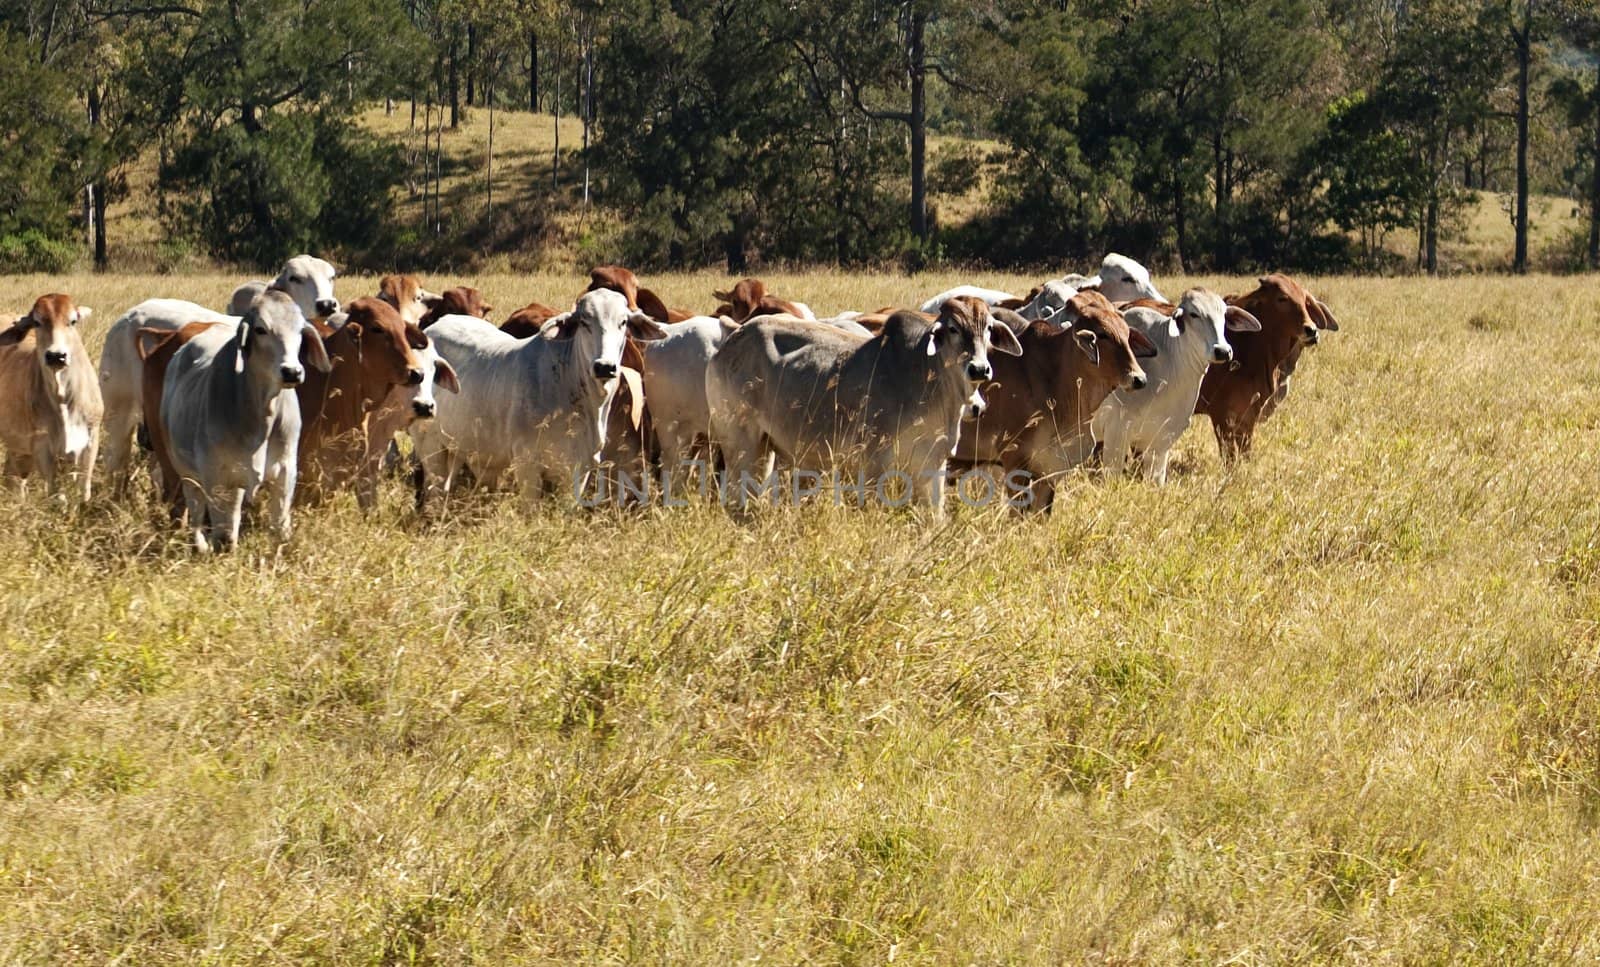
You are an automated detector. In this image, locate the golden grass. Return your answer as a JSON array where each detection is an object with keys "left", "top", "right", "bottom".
[{"left": 3, "top": 271, "right": 1600, "bottom": 961}]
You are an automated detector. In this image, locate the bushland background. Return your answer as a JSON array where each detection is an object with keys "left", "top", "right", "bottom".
[{"left": 6, "top": 0, "right": 1600, "bottom": 278}]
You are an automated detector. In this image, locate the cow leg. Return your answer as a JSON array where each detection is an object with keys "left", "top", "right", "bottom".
[
  {"left": 100, "top": 404, "right": 140, "bottom": 498},
  {"left": 182, "top": 481, "right": 210, "bottom": 553},
  {"left": 78, "top": 429, "right": 99, "bottom": 502},
  {"left": 911, "top": 464, "right": 945, "bottom": 516},
  {"left": 1211, "top": 416, "right": 1248, "bottom": 464},
  {"left": 32, "top": 441, "right": 58, "bottom": 495},
  {"left": 265, "top": 465, "right": 295, "bottom": 542},
  {"left": 207, "top": 487, "right": 245, "bottom": 551},
  {"left": 1098, "top": 422, "right": 1132, "bottom": 479}
]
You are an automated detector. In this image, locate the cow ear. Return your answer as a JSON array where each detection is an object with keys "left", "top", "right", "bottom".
[
  {"left": 73, "top": 306, "right": 92, "bottom": 324},
  {"left": 626, "top": 311, "right": 668, "bottom": 341},
  {"left": 0, "top": 316, "right": 31, "bottom": 347},
  {"left": 479, "top": 301, "right": 494, "bottom": 318},
  {"left": 320, "top": 258, "right": 339, "bottom": 279},
  {"left": 1073, "top": 328, "right": 1100, "bottom": 365},
  {"left": 1308, "top": 297, "right": 1340, "bottom": 332},
  {"left": 987, "top": 320, "right": 1023, "bottom": 356},
  {"left": 1127, "top": 328, "right": 1159, "bottom": 358},
  {"left": 619, "top": 366, "right": 645, "bottom": 432},
  {"left": 420, "top": 293, "right": 444, "bottom": 311},
  {"left": 1225, "top": 306, "right": 1261, "bottom": 332},
  {"left": 300, "top": 322, "right": 333, "bottom": 373},
  {"left": 434, "top": 358, "right": 461, "bottom": 394},
  {"left": 539, "top": 311, "right": 575, "bottom": 340},
  {"left": 1170, "top": 306, "right": 1186, "bottom": 333},
  {"left": 718, "top": 315, "right": 741, "bottom": 337}
]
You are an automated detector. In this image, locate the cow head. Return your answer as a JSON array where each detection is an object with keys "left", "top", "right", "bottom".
[
  {"left": 586, "top": 265, "right": 642, "bottom": 310},
  {"left": 376, "top": 274, "right": 442, "bottom": 326},
  {"left": 399, "top": 337, "right": 460, "bottom": 422},
  {"left": 1233, "top": 273, "right": 1339, "bottom": 350},
  {"left": 919, "top": 296, "right": 1024, "bottom": 420},
  {"left": 271, "top": 254, "right": 340, "bottom": 321},
  {"left": 1053, "top": 291, "right": 1155, "bottom": 391},
  {"left": 418, "top": 286, "right": 494, "bottom": 329},
  {"left": 1021, "top": 280, "right": 1078, "bottom": 322},
  {"left": 336, "top": 297, "right": 430, "bottom": 401},
  {"left": 237, "top": 289, "right": 331, "bottom": 386},
  {"left": 1162, "top": 288, "right": 1259, "bottom": 366},
  {"left": 0, "top": 294, "right": 91, "bottom": 383},
  {"left": 541, "top": 288, "right": 667, "bottom": 383},
  {"left": 1092, "top": 253, "right": 1167, "bottom": 304}
]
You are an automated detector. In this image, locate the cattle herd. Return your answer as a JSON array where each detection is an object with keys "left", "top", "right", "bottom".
[{"left": 0, "top": 253, "right": 1340, "bottom": 551}]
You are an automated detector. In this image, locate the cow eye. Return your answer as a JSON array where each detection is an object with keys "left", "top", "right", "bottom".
[{"left": 254, "top": 326, "right": 267, "bottom": 335}]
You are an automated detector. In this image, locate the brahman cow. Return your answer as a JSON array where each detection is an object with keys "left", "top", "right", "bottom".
[
  {"left": 160, "top": 290, "right": 331, "bottom": 551},
  {"left": 712, "top": 278, "right": 816, "bottom": 323},
  {"left": 225, "top": 255, "right": 341, "bottom": 320},
  {"left": 411, "top": 288, "right": 666, "bottom": 506},
  {"left": 1195, "top": 274, "right": 1340, "bottom": 461},
  {"left": 100, "top": 298, "right": 232, "bottom": 494},
  {"left": 377, "top": 274, "right": 443, "bottom": 326},
  {"left": 294, "top": 297, "right": 432, "bottom": 505},
  {"left": 0, "top": 294, "right": 103, "bottom": 499},
  {"left": 918, "top": 253, "right": 1167, "bottom": 315},
  {"left": 706, "top": 296, "right": 1023, "bottom": 514},
  {"left": 1092, "top": 289, "right": 1259, "bottom": 484},
  {"left": 419, "top": 286, "right": 494, "bottom": 329},
  {"left": 954, "top": 294, "right": 1155, "bottom": 510},
  {"left": 587, "top": 265, "right": 693, "bottom": 323}
]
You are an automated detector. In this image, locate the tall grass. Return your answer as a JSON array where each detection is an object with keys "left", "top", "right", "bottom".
[{"left": 2, "top": 272, "right": 1599, "bottom": 961}]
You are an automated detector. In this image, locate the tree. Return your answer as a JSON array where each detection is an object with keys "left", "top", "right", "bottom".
[{"left": 154, "top": 0, "right": 425, "bottom": 266}]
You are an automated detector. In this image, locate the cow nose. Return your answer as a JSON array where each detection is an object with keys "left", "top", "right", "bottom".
[
  {"left": 412, "top": 399, "right": 436, "bottom": 418},
  {"left": 966, "top": 361, "right": 991, "bottom": 382},
  {"left": 43, "top": 350, "right": 67, "bottom": 369},
  {"left": 965, "top": 399, "right": 986, "bottom": 420},
  {"left": 315, "top": 298, "right": 339, "bottom": 317},
  {"left": 1129, "top": 372, "right": 1148, "bottom": 391},
  {"left": 406, "top": 367, "right": 425, "bottom": 386},
  {"left": 592, "top": 359, "right": 618, "bottom": 379},
  {"left": 280, "top": 365, "right": 304, "bottom": 386},
  {"left": 1303, "top": 326, "right": 1320, "bottom": 345},
  {"left": 1211, "top": 346, "right": 1233, "bottom": 364}
]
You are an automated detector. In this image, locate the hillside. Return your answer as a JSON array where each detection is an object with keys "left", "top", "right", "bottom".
[{"left": 95, "top": 106, "right": 1585, "bottom": 274}]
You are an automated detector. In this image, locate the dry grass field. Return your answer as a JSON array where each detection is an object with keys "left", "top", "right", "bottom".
[{"left": 2, "top": 270, "right": 1600, "bottom": 962}]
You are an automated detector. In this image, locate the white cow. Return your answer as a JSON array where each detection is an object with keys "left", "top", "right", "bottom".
[
  {"left": 160, "top": 290, "right": 331, "bottom": 551},
  {"left": 916, "top": 285, "right": 1021, "bottom": 315},
  {"left": 411, "top": 289, "right": 667, "bottom": 506},
  {"left": 99, "top": 298, "right": 233, "bottom": 493},
  {"left": 1091, "top": 289, "right": 1260, "bottom": 484},
  {"left": 919, "top": 253, "right": 1168, "bottom": 318},
  {"left": 634, "top": 315, "right": 732, "bottom": 485},
  {"left": 226, "top": 255, "right": 341, "bottom": 321},
  {"left": 0, "top": 294, "right": 103, "bottom": 499}
]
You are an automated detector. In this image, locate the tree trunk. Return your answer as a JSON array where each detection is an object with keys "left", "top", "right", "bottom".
[
  {"left": 1513, "top": 6, "right": 1532, "bottom": 273},
  {"left": 907, "top": 10, "right": 928, "bottom": 243},
  {"left": 466, "top": 23, "right": 476, "bottom": 107},
  {"left": 1213, "top": 126, "right": 1229, "bottom": 268},
  {"left": 1172, "top": 170, "right": 1188, "bottom": 271},
  {"left": 1590, "top": 55, "right": 1600, "bottom": 269},
  {"left": 487, "top": 72, "right": 495, "bottom": 213},
  {"left": 449, "top": 30, "right": 461, "bottom": 129},
  {"left": 582, "top": 27, "right": 593, "bottom": 207},
  {"left": 529, "top": 31, "right": 539, "bottom": 113},
  {"left": 87, "top": 81, "right": 107, "bottom": 270},
  {"left": 1425, "top": 193, "right": 1439, "bottom": 275},
  {"left": 553, "top": 52, "right": 561, "bottom": 190}
]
